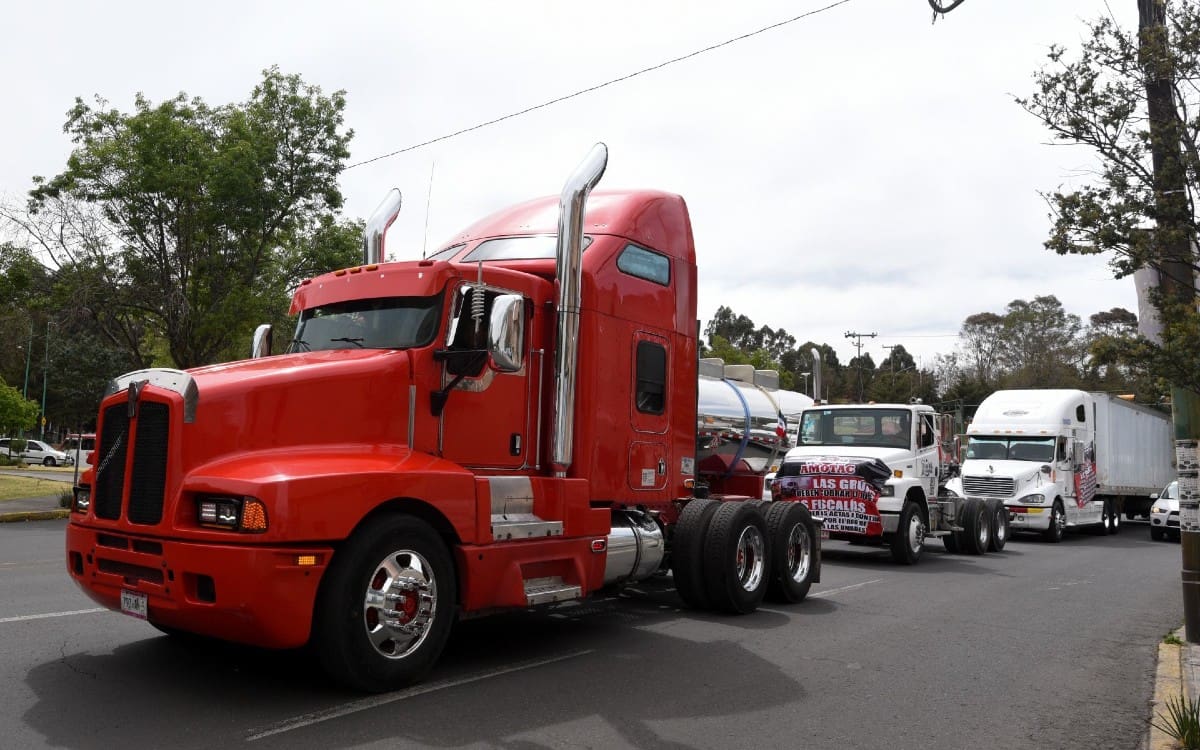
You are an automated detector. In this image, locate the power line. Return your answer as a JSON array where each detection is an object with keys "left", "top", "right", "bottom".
[{"left": 345, "top": 0, "right": 857, "bottom": 171}]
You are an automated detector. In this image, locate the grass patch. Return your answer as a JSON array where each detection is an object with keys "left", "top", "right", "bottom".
[
  {"left": 0, "top": 473, "right": 70, "bottom": 502},
  {"left": 1152, "top": 694, "right": 1200, "bottom": 749},
  {"left": 1166, "top": 632, "right": 1186, "bottom": 646}
]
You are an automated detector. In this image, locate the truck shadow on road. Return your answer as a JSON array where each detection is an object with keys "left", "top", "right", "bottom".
[{"left": 23, "top": 588, "right": 816, "bottom": 749}]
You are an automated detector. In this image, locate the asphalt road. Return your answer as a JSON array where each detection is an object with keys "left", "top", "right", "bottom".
[{"left": 0, "top": 519, "right": 1182, "bottom": 750}]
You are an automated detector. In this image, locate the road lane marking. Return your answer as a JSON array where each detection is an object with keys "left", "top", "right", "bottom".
[
  {"left": 809, "top": 579, "right": 883, "bottom": 598},
  {"left": 0, "top": 608, "right": 106, "bottom": 624},
  {"left": 0, "top": 559, "right": 61, "bottom": 569},
  {"left": 246, "top": 649, "right": 595, "bottom": 741}
]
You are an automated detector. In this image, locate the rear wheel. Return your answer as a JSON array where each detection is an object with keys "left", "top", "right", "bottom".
[
  {"left": 959, "top": 498, "right": 990, "bottom": 555},
  {"left": 985, "top": 499, "right": 1009, "bottom": 552},
  {"left": 671, "top": 499, "right": 721, "bottom": 610},
  {"left": 1041, "top": 501, "right": 1065, "bottom": 543},
  {"left": 702, "top": 502, "right": 770, "bottom": 614},
  {"left": 313, "top": 515, "right": 455, "bottom": 693},
  {"left": 889, "top": 500, "right": 926, "bottom": 565},
  {"left": 765, "top": 501, "right": 817, "bottom": 603},
  {"left": 1107, "top": 500, "right": 1120, "bottom": 535}
]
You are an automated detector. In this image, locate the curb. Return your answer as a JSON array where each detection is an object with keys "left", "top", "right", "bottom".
[
  {"left": 1148, "top": 636, "right": 1184, "bottom": 750},
  {"left": 0, "top": 509, "right": 70, "bottom": 523}
]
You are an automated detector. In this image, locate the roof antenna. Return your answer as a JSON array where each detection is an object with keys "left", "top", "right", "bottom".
[{"left": 422, "top": 159, "right": 436, "bottom": 259}]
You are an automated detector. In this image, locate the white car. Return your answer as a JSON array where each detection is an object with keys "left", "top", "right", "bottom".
[
  {"left": 1150, "top": 480, "right": 1179, "bottom": 542},
  {"left": 0, "top": 438, "right": 72, "bottom": 467}
]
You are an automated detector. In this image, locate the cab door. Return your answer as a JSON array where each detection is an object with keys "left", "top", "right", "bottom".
[
  {"left": 627, "top": 332, "right": 669, "bottom": 493},
  {"left": 438, "top": 283, "right": 532, "bottom": 470}
]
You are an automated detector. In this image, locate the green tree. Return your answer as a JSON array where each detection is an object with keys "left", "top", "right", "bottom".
[
  {"left": 1018, "top": 3, "right": 1200, "bottom": 392},
  {"left": 10, "top": 67, "right": 356, "bottom": 369},
  {"left": 998, "top": 296, "right": 1084, "bottom": 387},
  {"left": 0, "top": 380, "right": 39, "bottom": 436}
]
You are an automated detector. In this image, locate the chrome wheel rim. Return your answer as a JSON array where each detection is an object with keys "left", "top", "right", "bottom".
[
  {"left": 735, "top": 525, "right": 767, "bottom": 593},
  {"left": 362, "top": 549, "right": 438, "bottom": 660},
  {"left": 995, "top": 509, "right": 1007, "bottom": 544},
  {"left": 1054, "top": 507, "right": 1065, "bottom": 538},
  {"left": 784, "top": 522, "right": 812, "bottom": 583},
  {"left": 977, "top": 513, "right": 989, "bottom": 546}
]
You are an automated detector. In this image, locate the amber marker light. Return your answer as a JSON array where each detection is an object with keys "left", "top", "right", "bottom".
[
  {"left": 240, "top": 499, "right": 269, "bottom": 533},
  {"left": 296, "top": 554, "right": 319, "bottom": 566}
]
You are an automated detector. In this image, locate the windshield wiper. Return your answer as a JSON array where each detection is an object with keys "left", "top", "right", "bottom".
[
  {"left": 286, "top": 338, "right": 311, "bottom": 353},
  {"left": 330, "top": 337, "right": 365, "bottom": 348}
]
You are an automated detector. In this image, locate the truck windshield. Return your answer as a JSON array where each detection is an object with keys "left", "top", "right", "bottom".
[
  {"left": 966, "top": 436, "right": 1054, "bottom": 462},
  {"left": 798, "top": 408, "right": 911, "bottom": 449},
  {"left": 289, "top": 295, "right": 442, "bottom": 353}
]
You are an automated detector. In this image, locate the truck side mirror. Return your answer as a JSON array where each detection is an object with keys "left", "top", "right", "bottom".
[
  {"left": 251, "top": 324, "right": 273, "bottom": 358},
  {"left": 488, "top": 294, "right": 524, "bottom": 373}
]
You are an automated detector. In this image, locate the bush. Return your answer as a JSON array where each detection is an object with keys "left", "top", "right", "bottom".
[{"left": 58, "top": 488, "right": 73, "bottom": 509}]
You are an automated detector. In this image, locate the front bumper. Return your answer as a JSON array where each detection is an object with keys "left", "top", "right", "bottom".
[
  {"left": 1151, "top": 511, "right": 1180, "bottom": 531},
  {"left": 1005, "top": 505, "right": 1050, "bottom": 531},
  {"left": 66, "top": 522, "right": 332, "bottom": 649}
]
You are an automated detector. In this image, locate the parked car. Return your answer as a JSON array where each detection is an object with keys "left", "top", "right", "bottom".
[
  {"left": 0, "top": 437, "right": 72, "bottom": 467},
  {"left": 1150, "top": 480, "right": 1180, "bottom": 542}
]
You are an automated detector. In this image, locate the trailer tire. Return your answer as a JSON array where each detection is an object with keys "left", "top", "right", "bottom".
[
  {"left": 702, "top": 502, "right": 770, "bottom": 614},
  {"left": 312, "top": 514, "right": 456, "bottom": 693},
  {"left": 889, "top": 501, "right": 926, "bottom": 565},
  {"left": 765, "top": 501, "right": 817, "bottom": 603},
  {"left": 1041, "top": 501, "right": 1065, "bottom": 543},
  {"left": 959, "top": 498, "right": 990, "bottom": 555},
  {"left": 671, "top": 499, "right": 721, "bottom": 610},
  {"left": 985, "top": 499, "right": 1009, "bottom": 552}
]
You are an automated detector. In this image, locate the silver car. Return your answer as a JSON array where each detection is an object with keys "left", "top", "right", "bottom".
[
  {"left": 0, "top": 438, "right": 72, "bottom": 467},
  {"left": 1150, "top": 480, "right": 1179, "bottom": 542}
]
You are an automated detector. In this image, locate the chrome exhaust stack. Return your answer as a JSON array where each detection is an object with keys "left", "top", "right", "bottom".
[
  {"left": 362, "top": 189, "right": 403, "bottom": 264},
  {"left": 551, "top": 143, "right": 608, "bottom": 477}
]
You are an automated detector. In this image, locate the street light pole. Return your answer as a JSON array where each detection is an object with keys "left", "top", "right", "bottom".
[
  {"left": 800, "top": 372, "right": 811, "bottom": 399},
  {"left": 39, "top": 321, "right": 52, "bottom": 440}
]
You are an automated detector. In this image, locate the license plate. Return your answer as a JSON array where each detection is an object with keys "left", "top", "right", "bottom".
[
  {"left": 120, "top": 589, "right": 148, "bottom": 620},
  {"left": 1013, "top": 514, "right": 1025, "bottom": 523}
]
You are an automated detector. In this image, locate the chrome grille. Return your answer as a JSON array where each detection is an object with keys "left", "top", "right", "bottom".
[{"left": 962, "top": 475, "right": 1015, "bottom": 497}]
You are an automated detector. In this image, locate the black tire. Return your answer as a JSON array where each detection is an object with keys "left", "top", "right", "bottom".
[
  {"left": 765, "top": 501, "right": 817, "bottom": 603},
  {"left": 702, "top": 502, "right": 770, "bottom": 614},
  {"left": 43, "top": 457, "right": 55, "bottom": 466},
  {"left": 312, "top": 515, "right": 456, "bottom": 693},
  {"left": 985, "top": 499, "right": 1009, "bottom": 552},
  {"left": 942, "top": 533, "right": 960, "bottom": 553},
  {"left": 671, "top": 499, "right": 721, "bottom": 610},
  {"left": 1107, "top": 500, "right": 1120, "bottom": 535},
  {"left": 889, "top": 500, "right": 926, "bottom": 565},
  {"left": 959, "top": 498, "right": 990, "bottom": 555},
  {"left": 1041, "top": 501, "right": 1065, "bottom": 543},
  {"left": 1151, "top": 526, "right": 1166, "bottom": 541}
]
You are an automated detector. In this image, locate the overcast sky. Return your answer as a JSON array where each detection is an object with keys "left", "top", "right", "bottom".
[{"left": 1, "top": 0, "right": 1140, "bottom": 368}]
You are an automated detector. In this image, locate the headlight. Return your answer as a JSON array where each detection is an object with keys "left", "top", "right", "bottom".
[
  {"left": 1017, "top": 493, "right": 1045, "bottom": 505},
  {"left": 1152, "top": 505, "right": 1165, "bottom": 514},
  {"left": 197, "top": 495, "right": 269, "bottom": 533},
  {"left": 72, "top": 486, "right": 91, "bottom": 513},
  {"left": 880, "top": 484, "right": 895, "bottom": 497}
]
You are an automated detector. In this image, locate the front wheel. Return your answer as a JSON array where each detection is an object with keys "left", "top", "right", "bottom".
[
  {"left": 1041, "top": 501, "right": 1065, "bottom": 543},
  {"left": 702, "top": 502, "right": 770, "bottom": 614},
  {"left": 313, "top": 515, "right": 456, "bottom": 693},
  {"left": 889, "top": 501, "right": 926, "bottom": 565},
  {"left": 765, "top": 501, "right": 817, "bottom": 603},
  {"left": 43, "top": 457, "right": 56, "bottom": 466}
]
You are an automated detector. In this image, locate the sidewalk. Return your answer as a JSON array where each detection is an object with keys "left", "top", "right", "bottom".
[{"left": 1146, "top": 627, "right": 1200, "bottom": 750}]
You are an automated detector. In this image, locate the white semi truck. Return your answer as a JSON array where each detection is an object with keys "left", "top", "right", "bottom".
[
  {"left": 772, "top": 402, "right": 1006, "bottom": 564},
  {"left": 944, "top": 389, "right": 1175, "bottom": 542}
]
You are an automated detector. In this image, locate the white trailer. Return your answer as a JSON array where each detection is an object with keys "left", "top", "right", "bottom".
[{"left": 944, "top": 389, "right": 1175, "bottom": 542}]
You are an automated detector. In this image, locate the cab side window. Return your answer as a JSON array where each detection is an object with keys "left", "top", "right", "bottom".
[{"left": 919, "top": 414, "right": 935, "bottom": 448}]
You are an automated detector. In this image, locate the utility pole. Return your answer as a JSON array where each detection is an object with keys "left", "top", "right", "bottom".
[
  {"left": 1139, "top": 0, "right": 1200, "bottom": 642},
  {"left": 844, "top": 331, "right": 877, "bottom": 358},
  {"left": 40, "top": 321, "right": 52, "bottom": 440}
]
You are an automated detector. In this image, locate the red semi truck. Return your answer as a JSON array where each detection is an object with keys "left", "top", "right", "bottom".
[{"left": 65, "top": 144, "right": 820, "bottom": 692}]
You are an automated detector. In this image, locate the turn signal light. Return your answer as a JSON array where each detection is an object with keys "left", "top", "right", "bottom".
[
  {"left": 296, "top": 554, "right": 320, "bottom": 566},
  {"left": 240, "top": 499, "right": 268, "bottom": 532}
]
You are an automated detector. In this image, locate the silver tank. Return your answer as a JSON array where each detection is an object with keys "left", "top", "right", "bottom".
[{"left": 604, "top": 510, "right": 666, "bottom": 585}]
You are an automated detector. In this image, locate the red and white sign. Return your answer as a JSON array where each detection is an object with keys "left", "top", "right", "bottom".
[{"left": 773, "top": 473, "right": 884, "bottom": 536}]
